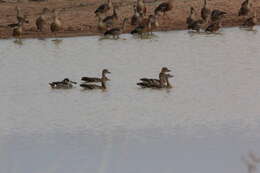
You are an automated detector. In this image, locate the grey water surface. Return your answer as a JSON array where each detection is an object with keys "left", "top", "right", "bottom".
[{"left": 0, "top": 27, "right": 260, "bottom": 173}]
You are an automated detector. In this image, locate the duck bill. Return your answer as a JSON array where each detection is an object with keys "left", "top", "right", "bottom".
[{"left": 70, "top": 81, "right": 77, "bottom": 84}]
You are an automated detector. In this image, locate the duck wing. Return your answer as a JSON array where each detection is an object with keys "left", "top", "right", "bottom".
[
  {"left": 140, "top": 78, "right": 160, "bottom": 84},
  {"left": 137, "top": 82, "right": 162, "bottom": 88},
  {"left": 80, "top": 83, "right": 101, "bottom": 89},
  {"left": 81, "top": 77, "right": 102, "bottom": 83}
]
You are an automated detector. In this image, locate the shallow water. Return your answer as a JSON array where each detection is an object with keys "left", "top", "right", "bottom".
[{"left": 0, "top": 27, "right": 260, "bottom": 173}]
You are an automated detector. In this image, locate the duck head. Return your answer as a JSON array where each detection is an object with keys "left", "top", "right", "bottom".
[{"left": 161, "top": 67, "right": 171, "bottom": 73}]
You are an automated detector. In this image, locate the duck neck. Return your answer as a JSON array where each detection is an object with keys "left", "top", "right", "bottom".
[
  {"left": 165, "top": 76, "right": 172, "bottom": 88},
  {"left": 204, "top": 0, "right": 207, "bottom": 7},
  {"left": 101, "top": 80, "right": 106, "bottom": 89}
]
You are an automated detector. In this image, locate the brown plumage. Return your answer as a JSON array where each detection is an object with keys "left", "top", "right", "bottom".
[
  {"left": 137, "top": 73, "right": 173, "bottom": 89},
  {"left": 241, "top": 11, "right": 257, "bottom": 29},
  {"left": 102, "top": 7, "right": 118, "bottom": 27},
  {"left": 50, "top": 10, "right": 62, "bottom": 34},
  {"left": 81, "top": 69, "right": 111, "bottom": 83},
  {"left": 97, "top": 16, "right": 107, "bottom": 32},
  {"left": 12, "top": 20, "right": 24, "bottom": 38},
  {"left": 104, "top": 18, "right": 128, "bottom": 39},
  {"left": 36, "top": 16, "right": 46, "bottom": 32},
  {"left": 211, "top": 9, "right": 227, "bottom": 22},
  {"left": 154, "top": 0, "right": 174, "bottom": 18},
  {"left": 201, "top": 0, "right": 211, "bottom": 22},
  {"left": 186, "top": 7, "right": 196, "bottom": 25},
  {"left": 131, "top": 5, "right": 142, "bottom": 26},
  {"left": 95, "top": 0, "right": 113, "bottom": 16},
  {"left": 138, "top": 67, "right": 171, "bottom": 87},
  {"left": 147, "top": 14, "right": 159, "bottom": 34},
  {"left": 49, "top": 78, "right": 77, "bottom": 89},
  {"left": 239, "top": 0, "right": 252, "bottom": 16},
  {"left": 205, "top": 20, "right": 222, "bottom": 33},
  {"left": 136, "top": 0, "right": 147, "bottom": 16},
  {"left": 15, "top": 6, "right": 29, "bottom": 24}
]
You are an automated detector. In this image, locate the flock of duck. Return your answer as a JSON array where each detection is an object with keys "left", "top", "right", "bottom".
[
  {"left": 7, "top": 0, "right": 258, "bottom": 39},
  {"left": 49, "top": 67, "right": 173, "bottom": 90}
]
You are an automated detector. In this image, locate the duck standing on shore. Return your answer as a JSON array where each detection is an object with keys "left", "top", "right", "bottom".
[
  {"left": 102, "top": 6, "right": 119, "bottom": 28},
  {"left": 186, "top": 7, "right": 203, "bottom": 32},
  {"left": 36, "top": 9, "right": 47, "bottom": 32},
  {"left": 205, "top": 19, "right": 223, "bottom": 33},
  {"left": 154, "top": 0, "right": 174, "bottom": 19},
  {"left": 95, "top": 0, "right": 113, "bottom": 17},
  {"left": 211, "top": 9, "right": 227, "bottom": 22},
  {"left": 136, "top": 0, "right": 147, "bottom": 17},
  {"left": 104, "top": 18, "right": 128, "bottom": 39},
  {"left": 241, "top": 10, "right": 257, "bottom": 30},
  {"left": 50, "top": 10, "right": 62, "bottom": 36},
  {"left": 201, "top": 0, "right": 211, "bottom": 23},
  {"left": 239, "top": 0, "right": 252, "bottom": 17}
]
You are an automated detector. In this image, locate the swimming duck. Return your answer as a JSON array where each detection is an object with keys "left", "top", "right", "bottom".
[
  {"left": 80, "top": 72, "right": 110, "bottom": 90},
  {"left": 49, "top": 78, "right": 77, "bottom": 89},
  {"left": 81, "top": 69, "right": 111, "bottom": 83},
  {"left": 104, "top": 18, "right": 128, "bottom": 39},
  {"left": 239, "top": 0, "right": 252, "bottom": 16},
  {"left": 139, "top": 67, "right": 171, "bottom": 84},
  {"left": 137, "top": 73, "right": 173, "bottom": 89},
  {"left": 201, "top": 0, "right": 211, "bottom": 22}
]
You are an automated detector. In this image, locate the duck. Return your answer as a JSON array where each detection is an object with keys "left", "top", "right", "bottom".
[
  {"left": 131, "top": 5, "right": 142, "bottom": 26},
  {"left": 211, "top": 9, "right": 227, "bottom": 22},
  {"left": 50, "top": 10, "right": 62, "bottom": 34},
  {"left": 147, "top": 14, "right": 159, "bottom": 34},
  {"left": 49, "top": 78, "right": 77, "bottom": 89},
  {"left": 201, "top": 0, "right": 211, "bottom": 22},
  {"left": 12, "top": 20, "right": 25, "bottom": 39},
  {"left": 239, "top": 0, "right": 252, "bottom": 16},
  {"left": 154, "top": 0, "right": 174, "bottom": 18},
  {"left": 137, "top": 73, "right": 173, "bottom": 89},
  {"left": 36, "top": 8, "right": 47, "bottom": 32},
  {"left": 80, "top": 73, "right": 110, "bottom": 90},
  {"left": 102, "top": 7, "right": 119, "bottom": 27},
  {"left": 139, "top": 67, "right": 171, "bottom": 85},
  {"left": 95, "top": 0, "right": 113, "bottom": 16},
  {"left": 15, "top": 6, "right": 29, "bottom": 24},
  {"left": 136, "top": 0, "right": 147, "bottom": 17},
  {"left": 131, "top": 15, "right": 158, "bottom": 36},
  {"left": 104, "top": 18, "right": 128, "bottom": 39},
  {"left": 97, "top": 16, "right": 107, "bottom": 32},
  {"left": 205, "top": 19, "right": 222, "bottom": 33},
  {"left": 81, "top": 69, "right": 111, "bottom": 83},
  {"left": 186, "top": 7, "right": 196, "bottom": 25},
  {"left": 241, "top": 11, "right": 257, "bottom": 29},
  {"left": 188, "top": 19, "right": 204, "bottom": 32}
]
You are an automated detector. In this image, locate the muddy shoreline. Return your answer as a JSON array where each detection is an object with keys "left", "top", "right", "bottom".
[{"left": 0, "top": 0, "right": 259, "bottom": 39}]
